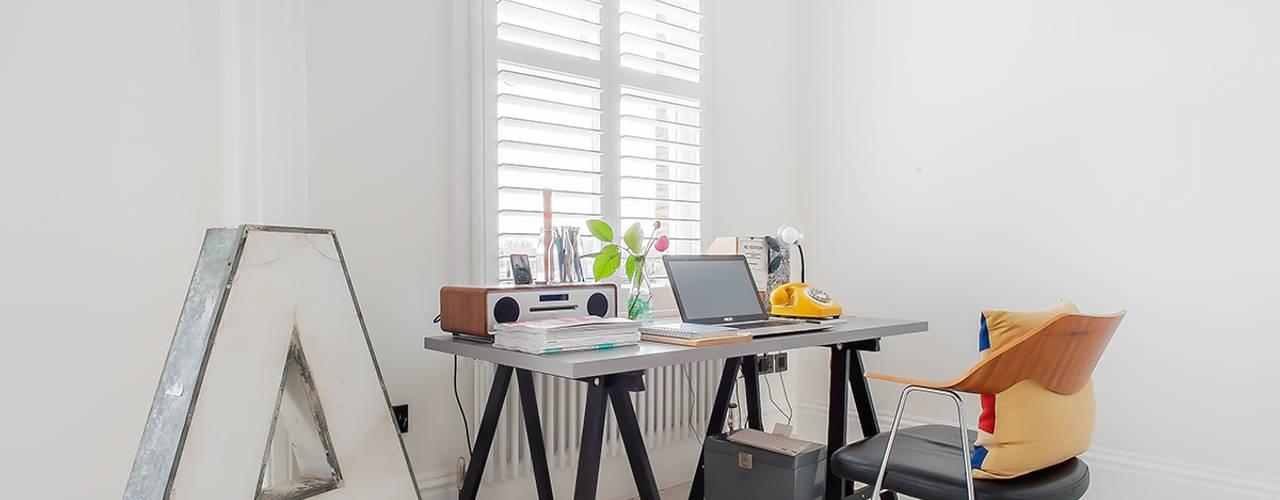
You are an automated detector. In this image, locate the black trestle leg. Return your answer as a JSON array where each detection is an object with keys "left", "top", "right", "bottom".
[
  {"left": 739, "top": 354, "right": 764, "bottom": 431},
  {"left": 688, "top": 357, "right": 743, "bottom": 500},
  {"left": 609, "top": 384, "right": 661, "bottom": 500},
  {"left": 826, "top": 346, "right": 850, "bottom": 500},
  {"left": 573, "top": 379, "right": 609, "bottom": 500},
  {"left": 848, "top": 344, "right": 882, "bottom": 439},
  {"left": 848, "top": 344, "right": 897, "bottom": 500},
  {"left": 460, "top": 364, "right": 514, "bottom": 500},
  {"left": 517, "top": 369, "right": 554, "bottom": 500}
]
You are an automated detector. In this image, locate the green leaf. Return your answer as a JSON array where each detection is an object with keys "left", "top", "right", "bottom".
[
  {"left": 592, "top": 245, "right": 620, "bottom": 280},
  {"left": 599, "top": 244, "right": 619, "bottom": 259},
  {"left": 586, "top": 219, "right": 613, "bottom": 243},
  {"left": 623, "top": 222, "right": 644, "bottom": 253},
  {"left": 578, "top": 251, "right": 601, "bottom": 260},
  {"left": 594, "top": 254, "right": 620, "bottom": 281},
  {"left": 625, "top": 255, "right": 637, "bottom": 281}
]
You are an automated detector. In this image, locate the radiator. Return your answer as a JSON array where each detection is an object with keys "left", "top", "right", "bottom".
[{"left": 473, "top": 359, "right": 722, "bottom": 482}]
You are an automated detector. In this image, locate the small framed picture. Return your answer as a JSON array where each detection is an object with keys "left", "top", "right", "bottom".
[{"left": 509, "top": 254, "right": 533, "bottom": 285}]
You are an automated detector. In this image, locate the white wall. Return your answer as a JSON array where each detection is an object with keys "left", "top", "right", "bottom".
[
  {"left": 303, "top": 0, "right": 471, "bottom": 494},
  {"left": 791, "top": 1, "right": 1280, "bottom": 498},
  {"left": 0, "top": 1, "right": 223, "bottom": 497},
  {"left": 708, "top": 0, "right": 807, "bottom": 237}
]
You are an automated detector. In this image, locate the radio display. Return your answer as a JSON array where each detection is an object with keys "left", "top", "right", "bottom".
[{"left": 539, "top": 293, "right": 569, "bottom": 302}]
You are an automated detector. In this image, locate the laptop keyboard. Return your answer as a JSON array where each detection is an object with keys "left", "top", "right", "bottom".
[{"left": 731, "top": 320, "right": 803, "bottom": 329}]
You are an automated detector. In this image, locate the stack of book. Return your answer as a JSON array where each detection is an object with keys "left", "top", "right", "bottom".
[{"left": 494, "top": 316, "right": 640, "bottom": 355}]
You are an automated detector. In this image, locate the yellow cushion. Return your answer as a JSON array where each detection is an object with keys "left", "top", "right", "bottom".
[{"left": 972, "top": 300, "right": 1094, "bottom": 480}]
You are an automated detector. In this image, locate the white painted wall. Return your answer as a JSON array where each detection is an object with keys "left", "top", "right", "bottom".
[
  {"left": 303, "top": 0, "right": 471, "bottom": 494},
  {"left": 707, "top": 0, "right": 806, "bottom": 237},
  {"left": 0, "top": 1, "right": 223, "bottom": 498},
  {"left": 790, "top": 1, "right": 1280, "bottom": 498}
]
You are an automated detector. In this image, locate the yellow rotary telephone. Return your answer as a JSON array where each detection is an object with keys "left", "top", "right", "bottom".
[{"left": 769, "top": 283, "right": 843, "bottom": 319}]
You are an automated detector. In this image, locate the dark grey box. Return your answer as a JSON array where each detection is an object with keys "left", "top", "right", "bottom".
[{"left": 704, "top": 434, "right": 826, "bottom": 500}]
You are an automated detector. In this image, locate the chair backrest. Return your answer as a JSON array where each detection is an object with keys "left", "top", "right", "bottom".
[{"left": 948, "top": 312, "right": 1125, "bottom": 395}]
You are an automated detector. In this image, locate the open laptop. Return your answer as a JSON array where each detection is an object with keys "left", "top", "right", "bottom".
[{"left": 639, "top": 254, "right": 830, "bottom": 338}]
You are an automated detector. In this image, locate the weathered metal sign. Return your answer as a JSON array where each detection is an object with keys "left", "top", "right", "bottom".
[{"left": 124, "top": 226, "right": 421, "bottom": 500}]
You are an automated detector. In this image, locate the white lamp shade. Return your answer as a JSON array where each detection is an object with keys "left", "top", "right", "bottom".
[{"left": 777, "top": 225, "right": 804, "bottom": 246}]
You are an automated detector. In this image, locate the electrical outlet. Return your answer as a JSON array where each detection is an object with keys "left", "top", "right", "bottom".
[
  {"left": 757, "top": 355, "right": 774, "bottom": 374},
  {"left": 774, "top": 352, "right": 788, "bottom": 372},
  {"left": 392, "top": 404, "right": 409, "bottom": 433}
]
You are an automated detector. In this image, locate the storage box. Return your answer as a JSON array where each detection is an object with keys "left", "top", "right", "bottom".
[{"left": 704, "top": 434, "right": 826, "bottom": 500}]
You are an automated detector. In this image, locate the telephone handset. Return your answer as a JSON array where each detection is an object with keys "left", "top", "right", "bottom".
[{"left": 769, "top": 283, "right": 843, "bottom": 319}]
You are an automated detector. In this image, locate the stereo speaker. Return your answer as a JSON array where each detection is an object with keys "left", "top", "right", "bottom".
[{"left": 439, "top": 283, "right": 617, "bottom": 340}]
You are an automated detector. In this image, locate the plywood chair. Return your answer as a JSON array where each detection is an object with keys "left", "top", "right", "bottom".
[{"left": 829, "top": 312, "right": 1125, "bottom": 500}]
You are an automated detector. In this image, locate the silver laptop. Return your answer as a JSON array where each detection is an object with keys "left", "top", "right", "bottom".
[{"left": 640, "top": 255, "right": 829, "bottom": 338}]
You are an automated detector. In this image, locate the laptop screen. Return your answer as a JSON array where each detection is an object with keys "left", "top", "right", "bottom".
[{"left": 664, "top": 255, "right": 768, "bottom": 324}]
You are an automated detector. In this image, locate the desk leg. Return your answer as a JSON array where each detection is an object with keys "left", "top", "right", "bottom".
[
  {"left": 687, "top": 357, "right": 743, "bottom": 500},
  {"left": 517, "top": 369, "right": 554, "bottom": 500},
  {"left": 739, "top": 354, "right": 764, "bottom": 431},
  {"left": 847, "top": 343, "right": 897, "bottom": 500},
  {"left": 573, "top": 379, "right": 609, "bottom": 500},
  {"left": 609, "top": 384, "right": 661, "bottom": 500},
  {"left": 826, "top": 346, "right": 850, "bottom": 500},
  {"left": 460, "top": 364, "right": 513, "bottom": 500},
  {"left": 848, "top": 348, "right": 882, "bottom": 441}
]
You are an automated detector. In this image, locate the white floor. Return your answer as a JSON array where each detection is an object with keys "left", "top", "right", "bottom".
[{"left": 658, "top": 482, "right": 692, "bottom": 499}]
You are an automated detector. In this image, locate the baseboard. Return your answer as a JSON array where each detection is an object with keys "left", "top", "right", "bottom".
[
  {"left": 417, "top": 466, "right": 459, "bottom": 500},
  {"left": 792, "top": 400, "right": 1280, "bottom": 499}
]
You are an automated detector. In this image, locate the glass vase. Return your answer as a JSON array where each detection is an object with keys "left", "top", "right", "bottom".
[{"left": 626, "top": 262, "right": 654, "bottom": 323}]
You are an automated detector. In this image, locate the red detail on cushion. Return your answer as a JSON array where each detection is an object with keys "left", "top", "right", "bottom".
[{"left": 979, "top": 393, "right": 996, "bottom": 433}]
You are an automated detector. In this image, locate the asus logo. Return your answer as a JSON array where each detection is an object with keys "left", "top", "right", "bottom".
[{"left": 723, "top": 317, "right": 733, "bottom": 322}]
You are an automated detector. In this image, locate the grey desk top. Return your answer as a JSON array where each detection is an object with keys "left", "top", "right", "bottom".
[{"left": 424, "top": 317, "right": 928, "bottom": 379}]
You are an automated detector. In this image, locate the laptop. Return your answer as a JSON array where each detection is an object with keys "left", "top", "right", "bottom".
[{"left": 639, "top": 254, "right": 830, "bottom": 338}]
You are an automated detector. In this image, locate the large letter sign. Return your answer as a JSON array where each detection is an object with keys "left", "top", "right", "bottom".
[{"left": 125, "top": 226, "right": 421, "bottom": 500}]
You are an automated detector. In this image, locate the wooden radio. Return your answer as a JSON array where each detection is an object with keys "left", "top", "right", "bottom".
[{"left": 439, "top": 283, "right": 617, "bottom": 339}]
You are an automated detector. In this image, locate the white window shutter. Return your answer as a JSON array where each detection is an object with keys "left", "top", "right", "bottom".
[{"left": 487, "top": 0, "right": 704, "bottom": 283}]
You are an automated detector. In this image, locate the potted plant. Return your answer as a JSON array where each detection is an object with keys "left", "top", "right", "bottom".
[{"left": 581, "top": 219, "right": 669, "bottom": 321}]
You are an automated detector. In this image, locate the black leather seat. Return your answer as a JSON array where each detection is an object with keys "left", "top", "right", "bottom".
[{"left": 830, "top": 425, "right": 1089, "bottom": 500}]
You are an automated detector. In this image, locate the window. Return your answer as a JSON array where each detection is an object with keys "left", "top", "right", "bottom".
[{"left": 481, "top": 0, "right": 707, "bottom": 283}]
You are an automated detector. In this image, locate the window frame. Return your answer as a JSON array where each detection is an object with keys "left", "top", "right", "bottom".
[{"left": 469, "top": 0, "right": 715, "bottom": 288}]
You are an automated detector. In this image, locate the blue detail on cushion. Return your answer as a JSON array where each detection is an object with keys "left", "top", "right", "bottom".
[
  {"left": 971, "top": 445, "right": 989, "bottom": 469},
  {"left": 978, "top": 314, "right": 990, "bottom": 352}
]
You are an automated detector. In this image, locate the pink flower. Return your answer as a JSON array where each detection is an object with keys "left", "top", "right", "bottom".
[{"left": 655, "top": 235, "right": 669, "bottom": 252}]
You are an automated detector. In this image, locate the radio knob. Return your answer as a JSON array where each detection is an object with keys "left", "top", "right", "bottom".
[
  {"left": 587, "top": 292, "right": 609, "bottom": 317},
  {"left": 493, "top": 297, "right": 520, "bottom": 323}
]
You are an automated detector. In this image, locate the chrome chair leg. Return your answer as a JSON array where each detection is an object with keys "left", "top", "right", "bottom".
[{"left": 869, "top": 385, "right": 976, "bottom": 500}]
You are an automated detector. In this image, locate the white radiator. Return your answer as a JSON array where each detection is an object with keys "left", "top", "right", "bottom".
[{"left": 473, "top": 360, "right": 722, "bottom": 482}]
